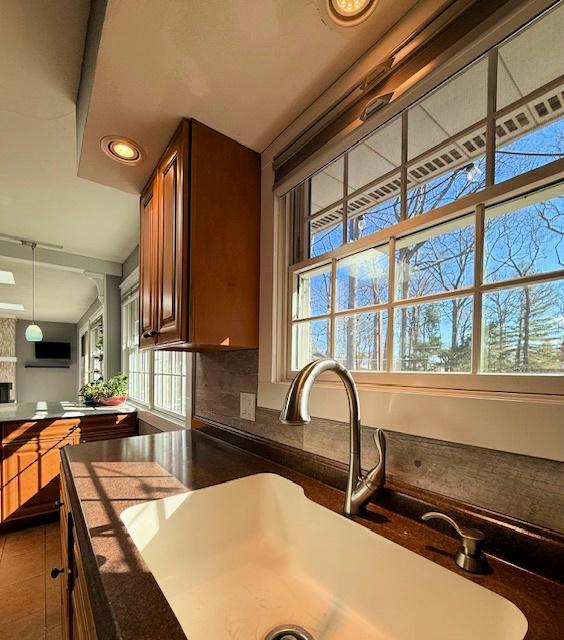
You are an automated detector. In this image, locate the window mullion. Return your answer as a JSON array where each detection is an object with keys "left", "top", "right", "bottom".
[
  {"left": 471, "top": 204, "right": 485, "bottom": 374},
  {"left": 149, "top": 350, "right": 155, "bottom": 410},
  {"left": 485, "top": 49, "right": 498, "bottom": 187},
  {"left": 400, "top": 112, "right": 408, "bottom": 221},
  {"left": 386, "top": 236, "right": 396, "bottom": 372},
  {"left": 330, "top": 258, "right": 337, "bottom": 359},
  {"left": 342, "top": 153, "right": 349, "bottom": 246}
]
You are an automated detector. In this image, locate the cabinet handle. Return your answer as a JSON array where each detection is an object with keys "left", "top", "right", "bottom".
[
  {"left": 54, "top": 500, "right": 64, "bottom": 509},
  {"left": 51, "top": 567, "right": 65, "bottom": 579},
  {"left": 143, "top": 330, "right": 159, "bottom": 339}
]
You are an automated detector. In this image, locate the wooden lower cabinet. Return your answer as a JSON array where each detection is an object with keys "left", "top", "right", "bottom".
[
  {"left": 70, "top": 538, "right": 97, "bottom": 640},
  {"left": 59, "top": 473, "right": 97, "bottom": 640},
  {"left": 2, "top": 434, "right": 79, "bottom": 521},
  {"left": 60, "top": 475, "right": 72, "bottom": 640},
  {"left": 0, "top": 413, "right": 136, "bottom": 524}
]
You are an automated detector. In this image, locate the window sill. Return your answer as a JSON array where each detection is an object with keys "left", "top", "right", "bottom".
[
  {"left": 284, "top": 371, "right": 564, "bottom": 401},
  {"left": 136, "top": 408, "right": 187, "bottom": 432},
  {"left": 257, "top": 379, "right": 564, "bottom": 462}
]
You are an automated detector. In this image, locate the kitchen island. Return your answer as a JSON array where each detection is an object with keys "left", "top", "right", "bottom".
[{"left": 0, "top": 401, "right": 137, "bottom": 526}]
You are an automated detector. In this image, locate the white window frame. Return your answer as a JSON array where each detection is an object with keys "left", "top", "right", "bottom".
[
  {"left": 120, "top": 270, "right": 191, "bottom": 424},
  {"left": 121, "top": 291, "right": 151, "bottom": 408},
  {"left": 281, "top": 3, "right": 564, "bottom": 397},
  {"left": 89, "top": 309, "right": 104, "bottom": 381},
  {"left": 78, "top": 322, "right": 90, "bottom": 388},
  {"left": 287, "top": 175, "right": 564, "bottom": 395},
  {"left": 78, "top": 307, "right": 104, "bottom": 386}
]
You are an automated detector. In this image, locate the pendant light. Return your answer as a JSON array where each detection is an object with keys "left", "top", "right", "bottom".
[{"left": 24, "top": 242, "right": 43, "bottom": 342}]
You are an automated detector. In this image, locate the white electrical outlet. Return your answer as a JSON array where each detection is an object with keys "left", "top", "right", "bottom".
[{"left": 240, "top": 392, "right": 256, "bottom": 421}]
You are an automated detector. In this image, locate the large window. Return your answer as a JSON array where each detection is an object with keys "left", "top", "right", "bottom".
[
  {"left": 287, "top": 3, "right": 564, "bottom": 393},
  {"left": 121, "top": 293, "right": 188, "bottom": 418},
  {"left": 292, "top": 185, "right": 564, "bottom": 386}
]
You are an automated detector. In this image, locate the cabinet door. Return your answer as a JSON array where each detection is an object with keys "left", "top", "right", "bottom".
[
  {"left": 155, "top": 122, "right": 188, "bottom": 345},
  {"left": 70, "top": 539, "right": 97, "bottom": 640},
  {"left": 139, "top": 176, "right": 158, "bottom": 348},
  {"left": 60, "top": 477, "right": 72, "bottom": 640},
  {"left": 1, "top": 436, "right": 77, "bottom": 522}
]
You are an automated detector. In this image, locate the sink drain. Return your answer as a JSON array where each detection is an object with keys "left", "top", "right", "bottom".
[{"left": 264, "top": 625, "right": 315, "bottom": 640}]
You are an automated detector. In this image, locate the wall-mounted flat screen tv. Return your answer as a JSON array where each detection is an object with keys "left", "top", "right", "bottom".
[{"left": 35, "top": 341, "right": 71, "bottom": 360}]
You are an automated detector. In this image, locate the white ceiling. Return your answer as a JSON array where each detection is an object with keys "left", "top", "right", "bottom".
[
  {"left": 77, "top": 0, "right": 421, "bottom": 194},
  {"left": 0, "top": 258, "right": 98, "bottom": 323},
  {"left": 0, "top": 0, "right": 139, "bottom": 264}
]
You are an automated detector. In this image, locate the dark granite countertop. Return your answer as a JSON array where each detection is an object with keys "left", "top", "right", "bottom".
[
  {"left": 62, "top": 429, "right": 564, "bottom": 640},
  {"left": 0, "top": 401, "right": 136, "bottom": 423}
]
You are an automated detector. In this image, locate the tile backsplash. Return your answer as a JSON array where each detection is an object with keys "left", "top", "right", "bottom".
[{"left": 194, "top": 350, "right": 564, "bottom": 534}]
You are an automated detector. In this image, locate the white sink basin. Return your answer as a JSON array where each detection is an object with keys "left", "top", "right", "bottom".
[{"left": 120, "top": 473, "right": 527, "bottom": 640}]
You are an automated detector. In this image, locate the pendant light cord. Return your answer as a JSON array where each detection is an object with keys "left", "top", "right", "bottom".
[{"left": 31, "top": 243, "right": 36, "bottom": 323}]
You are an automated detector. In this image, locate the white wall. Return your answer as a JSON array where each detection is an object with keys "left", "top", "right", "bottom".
[{"left": 16, "top": 320, "right": 78, "bottom": 402}]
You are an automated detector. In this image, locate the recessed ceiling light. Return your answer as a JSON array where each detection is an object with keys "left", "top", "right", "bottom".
[
  {"left": 0, "top": 270, "right": 15, "bottom": 285},
  {"left": 100, "top": 136, "right": 143, "bottom": 165},
  {"left": 327, "top": 0, "right": 378, "bottom": 26},
  {"left": 0, "top": 302, "right": 24, "bottom": 311}
]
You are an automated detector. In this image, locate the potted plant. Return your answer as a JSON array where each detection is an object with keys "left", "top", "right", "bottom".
[{"left": 79, "top": 373, "right": 128, "bottom": 406}]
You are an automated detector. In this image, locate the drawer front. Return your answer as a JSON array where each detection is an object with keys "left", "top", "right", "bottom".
[
  {"left": 79, "top": 426, "right": 136, "bottom": 444},
  {"left": 2, "top": 419, "right": 80, "bottom": 444},
  {"left": 77, "top": 414, "right": 136, "bottom": 443},
  {"left": 77, "top": 413, "right": 135, "bottom": 429},
  {"left": 2, "top": 414, "right": 136, "bottom": 444}
]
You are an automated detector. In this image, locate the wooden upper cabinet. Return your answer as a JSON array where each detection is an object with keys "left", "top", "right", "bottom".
[
  {"left": 139, "top": 176, "right": 158, "bottom": 348},
  {"left": 139, "top": 119, "right": 260, "bottom": 350},
  {"left": 155, "top": 123, "right": 188, "bottom": 346}
]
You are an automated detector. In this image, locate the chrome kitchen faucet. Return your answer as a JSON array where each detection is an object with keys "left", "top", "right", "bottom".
[{"left": 280, "top": 358, "right": 385, "bottom": 516}]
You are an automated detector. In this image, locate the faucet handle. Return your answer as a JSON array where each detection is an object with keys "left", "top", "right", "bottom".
[
  {"left": 422, "top": 511, "right": 488, "bottom": 574},
  {"left": 373, "top": 428, "right": 385, "bottom": 466},
  {"left": 362, "top": 428, "right": 385, "bottom": 490}
]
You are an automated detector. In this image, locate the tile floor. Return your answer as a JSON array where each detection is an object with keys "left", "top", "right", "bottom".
[{"left": 0, "top": 520, "right": 62, "bottom": 640}]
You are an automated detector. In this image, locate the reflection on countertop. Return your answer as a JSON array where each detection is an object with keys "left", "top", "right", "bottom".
[{"left": 0, "top": 400, "right": 136, "bottom": 422}]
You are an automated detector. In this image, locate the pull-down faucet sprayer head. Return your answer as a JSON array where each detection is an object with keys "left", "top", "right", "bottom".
[{"left": 279, "top": 360, "right": 320, "bottom": 425}]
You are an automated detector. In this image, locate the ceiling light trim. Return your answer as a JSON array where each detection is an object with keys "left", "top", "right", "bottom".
[
  {"left": 100, "top": 135, "right": 144, "bottom": 165},
  {"left": 327, "top": 0, "right": 379, "bottom": 27}
]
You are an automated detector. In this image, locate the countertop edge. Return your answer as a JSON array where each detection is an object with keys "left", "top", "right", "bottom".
[
  {"left": 0, "top": 402, "right": 137, "bottom": 423},
  {"left": 60, "top": 449, "right": 122, "bottom": 640}
]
